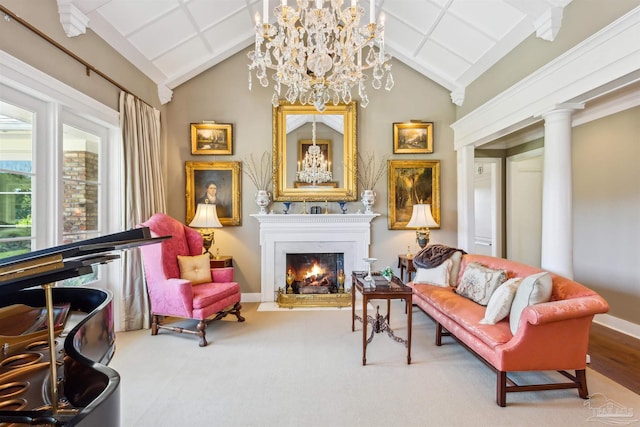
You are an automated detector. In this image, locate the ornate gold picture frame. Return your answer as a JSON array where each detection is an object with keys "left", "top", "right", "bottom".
[
  {"left": 393, "top": 122, "right": 433, "bottom": 154},
  {"left": 387, "top": 160, "right": 440, "bottom": 230},
  {"left": 186, "top": 161, "right": 241, "bottom": 226},
  {"left": 190, "top": 123, "right": 233, "bottom": 155}
]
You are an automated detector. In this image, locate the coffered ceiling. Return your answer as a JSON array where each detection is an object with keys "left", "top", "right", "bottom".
[{"left": 58, "top": 0, "right": 572, "bottom": 104}]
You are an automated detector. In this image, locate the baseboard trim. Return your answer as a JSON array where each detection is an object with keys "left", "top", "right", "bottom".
[
  {"left": 241, "top": 292, "right": 262, "bottom": 303},
  {"left": 594, "top": 313, "right": 640, "bottom": 340}
]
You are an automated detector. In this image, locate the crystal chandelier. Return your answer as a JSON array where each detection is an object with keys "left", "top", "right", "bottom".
[
  {"left": 296, "top": 115, "right": 332, "bottom": 184},
  {"left": 248, "top": 0, "right": 394, "bottom": 112}
]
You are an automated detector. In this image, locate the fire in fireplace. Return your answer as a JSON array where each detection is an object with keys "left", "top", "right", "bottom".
[{"left": 285, "top": 253, "right": 344, "bottom": 295}]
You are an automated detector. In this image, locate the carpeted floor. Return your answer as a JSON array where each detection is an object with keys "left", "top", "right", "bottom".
[{"left": 111, "top": 302, "right": 640, "bottom": 427}]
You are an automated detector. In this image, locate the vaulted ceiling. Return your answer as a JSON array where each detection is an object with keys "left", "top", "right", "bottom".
[{"left": 58, "top": 0, "right": 572, "bottom": 105}]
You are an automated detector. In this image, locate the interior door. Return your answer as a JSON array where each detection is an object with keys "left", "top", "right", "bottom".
[
  {"left": 506, "top": 149, "right": 543, "bottom": 266},
  {"left": 474, "top": 159, "right": 502, "bottom": 257}
]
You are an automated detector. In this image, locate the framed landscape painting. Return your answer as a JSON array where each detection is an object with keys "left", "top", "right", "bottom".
[
  {"left": 393, "top": 122, "right": 433, "bottom": 154},
  {"left": 190, "top": 123, "right": 233, "bottom": 155},
  {"left": 185, "top": 161, "right": 241, "bottom": 226},
  {"left": 387, "top": 160, "right": 440, "bottom": 230}
]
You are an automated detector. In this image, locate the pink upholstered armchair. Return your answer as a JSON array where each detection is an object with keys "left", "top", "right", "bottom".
[{"left": 139, "top": 213, "right": 244, "bottom": 346}]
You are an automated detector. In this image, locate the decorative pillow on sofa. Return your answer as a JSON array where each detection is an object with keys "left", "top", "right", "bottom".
[
  {"left": 456, "top": 262, "right": 507, "bottom": 305},
  {"left": 509, "top": 272, "right": 553, "bottom": 334},
  {"left": 480, "top": 278, "right": 522, "bottom": 325},
  {"left": 177, "top": 253, "right": 212, "bottom": 285},
  {"left": 413, "top": 258, "right": 454, "bottom": 287}
]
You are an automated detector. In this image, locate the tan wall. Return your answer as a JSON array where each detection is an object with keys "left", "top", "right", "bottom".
[
  {"left": 572, "top": 107, "right": 640, "bottom": 322},
  {"left": 459, "top": 0, "right": 640, "bottom": 117},
  {"left": 0, "top": 0, "right": 161, "bottom": 110},
  {"left": 165, "top": 47, "right": 458, "bottom": 295}
]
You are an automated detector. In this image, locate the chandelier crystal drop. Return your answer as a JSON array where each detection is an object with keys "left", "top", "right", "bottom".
[
  {"left": 296, "top": 115, "right": 332, "bottom": 184},
  {"left": 248, "top": 0, "right": 394, "bottom": 112}
]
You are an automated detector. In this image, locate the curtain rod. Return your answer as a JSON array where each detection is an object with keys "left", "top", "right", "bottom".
[{"left": 1, "top": 4, "right": 153, "bottom": 108}]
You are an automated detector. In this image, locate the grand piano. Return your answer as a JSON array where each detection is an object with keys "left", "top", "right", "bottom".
[{"left": 0, "top": 228, "right": 164, "bottom": 426}]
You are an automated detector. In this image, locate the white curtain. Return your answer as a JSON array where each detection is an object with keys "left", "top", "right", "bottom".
[{"left": 119, "top": 92, "right": 166, "bottom": 330}]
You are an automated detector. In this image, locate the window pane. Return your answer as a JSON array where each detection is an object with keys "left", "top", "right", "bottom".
[{"left": 0, "top": 101, "right": 34, "bottom": 259}]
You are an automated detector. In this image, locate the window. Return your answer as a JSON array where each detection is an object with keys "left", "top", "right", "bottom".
[
  {"left": 1, "top": 52, "right": 122, "bottom": 292},
  {"left": 0, "top": 101, "right": 34, "bottom": 259}
]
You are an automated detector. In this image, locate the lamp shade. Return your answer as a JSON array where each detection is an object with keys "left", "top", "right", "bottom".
[
  {"left": 189, "top": 203, "right": 223, "bottom": 228},
  {"left": 406, "top": 204, "right": 438, "bottom": 228}
]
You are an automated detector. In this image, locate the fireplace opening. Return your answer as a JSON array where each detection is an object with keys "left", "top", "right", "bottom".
[{"left": 285, "top": 253, "right": 344, "bottom": 294}]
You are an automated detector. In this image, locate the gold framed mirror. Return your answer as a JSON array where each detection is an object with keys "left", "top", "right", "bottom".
[{"left": 273, "top": 102, "right": 357, "bottom": 202}]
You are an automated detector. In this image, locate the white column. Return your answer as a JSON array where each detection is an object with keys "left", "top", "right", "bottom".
[
  {"left": 457, "top": 145, "right": 475, "bottom": 253},
  {"left": 540, "top": 104, "right": 583, "bottom": 279}
]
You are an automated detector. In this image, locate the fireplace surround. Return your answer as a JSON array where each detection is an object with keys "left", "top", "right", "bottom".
[{"left": 251, "top": 213, "right": 379, "bottom": 303}]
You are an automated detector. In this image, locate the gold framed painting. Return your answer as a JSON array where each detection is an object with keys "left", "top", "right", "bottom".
[
  {"left": 186, "top": 161, "right": 241, "bottom": 226},
  {"left": 190, "top": 123, "right": 233, "bottom": 155},
  {"left": 393, "top": 122, "right": 433, "bottom": 154},
  {"left": 387, "top": 160, "right": 440, "bottom": 230}
]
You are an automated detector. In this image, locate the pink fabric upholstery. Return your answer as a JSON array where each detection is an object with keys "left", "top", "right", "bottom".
[
  {"left": 138, "top": 213, "right": 241, "bottom": 322},
  {"left": 410, "top": 253, "right": 609, "bottom": 404}
]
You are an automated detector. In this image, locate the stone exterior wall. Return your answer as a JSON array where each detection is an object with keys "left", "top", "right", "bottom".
[{"left": 63, "top": 151, "right": 98, "bottom": 243}]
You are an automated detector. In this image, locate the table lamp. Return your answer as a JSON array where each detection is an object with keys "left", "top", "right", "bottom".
[
  {"left": 406, "top": 203, "right": 438, "bottom": 249},
  {"left": 188, "top": 201, "right": 223, "bottom": 259}
]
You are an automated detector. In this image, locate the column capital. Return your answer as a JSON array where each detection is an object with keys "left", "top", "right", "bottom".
[{"left": 537, "top": 103, "right": 585, "bottom": 119}]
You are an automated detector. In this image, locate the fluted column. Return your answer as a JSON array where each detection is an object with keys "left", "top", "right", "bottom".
[{"left": 540, "top": 104, "right": 583, "bottom": 279}]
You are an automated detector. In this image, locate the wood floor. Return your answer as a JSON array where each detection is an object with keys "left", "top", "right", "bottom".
[{"left": 588, "top": 323, "right": 640, "bottom": 395}]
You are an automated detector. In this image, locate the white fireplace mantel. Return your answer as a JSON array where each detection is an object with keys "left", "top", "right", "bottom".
[{"left": 251, "top": 213, "right": 380, "bottom": 302}]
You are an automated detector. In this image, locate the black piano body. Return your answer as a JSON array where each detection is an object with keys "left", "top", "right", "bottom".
[{"left": 0, "top": 228, "right": 159, "bottom": 426}]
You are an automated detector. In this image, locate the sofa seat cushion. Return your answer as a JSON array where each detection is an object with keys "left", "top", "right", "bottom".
[
  {"left": 192, "top": 281, "right": 240, "bottom": 309},
  {"left": 413, "top": 283, "right": 513, "bottom": 348}
]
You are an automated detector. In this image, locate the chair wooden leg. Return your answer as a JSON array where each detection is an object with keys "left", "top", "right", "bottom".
[
  {"left": 151, "top": 315, "right": 159, "bottom": 336},
  {"left": 577, "top": 369, "right": 588, "bottom": 398},
  {"left": 232, "top": 302, "right": 245, "bottom": 322},
  {"left": 497, "top": 371, "right": 507, "bottom": 407},
  {"left": 197, "top": 320, "right": 207, "bottom": 347}
]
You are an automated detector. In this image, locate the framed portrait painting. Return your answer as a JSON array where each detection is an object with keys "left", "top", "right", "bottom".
[
  {"left": 393, "top": 122, "right": 433, "bottom": 154},
  {"left": 186, "top": 161, "right": 241, "bottom": 226},
  {"left": 190, "top": 123, "right": 233, "bottom": 155},
  {"left": 387, "top": 160, "right": 440, "bottom": 230}
]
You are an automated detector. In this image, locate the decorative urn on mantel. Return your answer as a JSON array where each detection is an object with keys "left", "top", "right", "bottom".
[
  {"left": 357, "top": 152, "right": 387, "bottom": 214},
  {"left": 361, "top": 190, "right": 376, "bottom": 214},
  {"left": 244, "top": 151, "right": 273, "bottom": 215},
  {"left": 255, "top": 190, "right": 271, "bottom": 215}
]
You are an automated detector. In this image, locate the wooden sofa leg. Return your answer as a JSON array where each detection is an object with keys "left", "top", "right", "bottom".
[
  {"left": 435, "top": 323, "right": 443, "bottom": 346},
  {"left": 151, "top": 315, "right": 159, "bottom": 336},
  {"left": 577, "top": 369, "right": 588, "bottom": 398},
  {"left": 497, "top": 371, "right": 507, "bottom": 407},
  {"left": 197, "top": 320, "right": 208, "bottom": 347}
]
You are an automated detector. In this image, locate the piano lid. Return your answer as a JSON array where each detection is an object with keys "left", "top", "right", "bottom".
[{"left": 0, "top": 227, "right": 169, "bottom": 296}]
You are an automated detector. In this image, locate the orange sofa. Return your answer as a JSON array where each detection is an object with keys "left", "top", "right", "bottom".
[{"left": 409, "top": 253, "right": 609, "bottom": 407}]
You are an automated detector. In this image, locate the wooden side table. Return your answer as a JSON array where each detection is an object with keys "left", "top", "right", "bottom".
[
  {"left": 351, "top": 271, "right": 412, "bottom": 365},
  {"left": 397, "top": 254, "right": 416, "bottom": 282},
  {"left": 210, "top": 256, "right": 232, "bottom": 269}
]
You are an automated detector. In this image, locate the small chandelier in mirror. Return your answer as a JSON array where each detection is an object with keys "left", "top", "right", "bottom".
[
  {"left": 296, "top": 115, "right": 332, "bottom": 185},
  {"left": 248, "top": 0, "right": 394, "bottom": 112}
]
